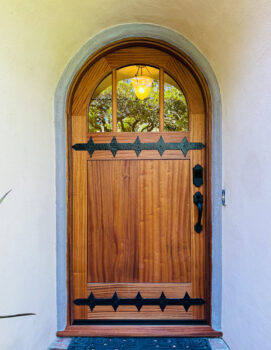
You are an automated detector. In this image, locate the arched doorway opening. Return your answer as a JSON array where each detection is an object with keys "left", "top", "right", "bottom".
[
  {"left": 58, "top": 38, "right": 220, "bottom": 337},
  {"left": 55, "top": 26, "right": 222, "bottom": 337}
]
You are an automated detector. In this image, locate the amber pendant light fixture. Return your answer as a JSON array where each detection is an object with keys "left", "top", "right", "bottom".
[{"left": 131, "top": 66, "right": 153, "bottom": 100}]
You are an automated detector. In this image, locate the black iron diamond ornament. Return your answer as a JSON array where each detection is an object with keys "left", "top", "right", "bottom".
[
  {"left": 74, "top": 291, "right": 205, "bottom": 312},
  {"left": 72, "top": 136, "right": 205, "bottom": 158}
]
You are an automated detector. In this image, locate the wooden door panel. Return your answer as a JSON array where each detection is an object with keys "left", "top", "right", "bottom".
[
  {"left": 68, "top": 41, "right": 211, "bottom": 330},
  {"left": 87, "top": 159, "right": 138, "bottom": 283},
  {"left": 87, "top": 159, "right": 191, "bottom": 284}
]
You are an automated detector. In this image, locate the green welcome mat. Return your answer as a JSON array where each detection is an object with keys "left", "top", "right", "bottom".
[{"left": 68, "top": 337, "right": 211, "bottom": 349}]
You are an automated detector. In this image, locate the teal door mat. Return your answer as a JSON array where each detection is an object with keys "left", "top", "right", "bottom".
[{"left": 68, "top": 337, "right": 211, "bottom": 349}]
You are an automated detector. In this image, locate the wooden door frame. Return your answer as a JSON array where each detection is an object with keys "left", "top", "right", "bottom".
[{"left": 57, "top": 37, "right": 222, "bottom": 338}]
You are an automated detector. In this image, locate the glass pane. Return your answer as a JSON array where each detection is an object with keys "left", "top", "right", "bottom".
[
  {"left": 88, "top": 74, "right": 112, "bottom": 132},
  {"left": 164, "top": 73, "right": 188, "bottom": 131},
  {"left": 117, "top": 65, "right": 159, "bottom": 132}
]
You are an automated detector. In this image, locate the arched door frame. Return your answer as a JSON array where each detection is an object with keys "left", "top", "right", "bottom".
[{"left": 55, "top": 23, "right": 222, "bottom": 332}]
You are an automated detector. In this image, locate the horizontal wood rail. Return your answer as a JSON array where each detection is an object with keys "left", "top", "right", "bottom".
[{"left": 57, "top": 325, "right": 222, "bottom": 337}]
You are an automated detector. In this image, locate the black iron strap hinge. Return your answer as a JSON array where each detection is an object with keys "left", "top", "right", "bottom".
[
  {"left": 72, "top": 136, "right": 205, "bottom": 158},
  {"left": 74, "top": 291, "right": 205, "bottom": 312}
]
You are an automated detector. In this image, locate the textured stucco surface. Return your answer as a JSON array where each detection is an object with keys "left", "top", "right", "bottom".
[{"left": 1, "top": 1, "right": 271, "bottom": 349}]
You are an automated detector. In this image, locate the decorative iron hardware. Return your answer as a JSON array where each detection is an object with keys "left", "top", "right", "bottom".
[
  {"left": 193, "top": 192, "right": 203, "bottom": 233},
  {"left": 72, "top": 136, "right": 205, "bottom": 158},
  {"left": 74, "top": 291, "right": 205, "bottom": 312},
  {"left": 193, "top": 164, "right": 203, "bottom": 187}
]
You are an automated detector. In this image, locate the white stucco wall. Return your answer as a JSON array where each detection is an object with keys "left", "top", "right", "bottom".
[{"left": 0, "top": 1, "right": 271, "bottom": 349}]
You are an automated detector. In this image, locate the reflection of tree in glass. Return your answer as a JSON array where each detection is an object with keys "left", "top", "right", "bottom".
[
  {"left": 89, "top": 86, "right": 112, "bottom": 132},
  {"left": 117, "top": 79, "right": 159, "bottom": 132},
  {"left": 88, "top": 80, "right": 188, "bottom": 132},
  {"left": 164, "top": 83, "right": 188, "bottom": 131}
]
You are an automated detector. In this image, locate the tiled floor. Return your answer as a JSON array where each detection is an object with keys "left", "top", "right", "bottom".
[{"left": 49, "top": 337, "right": 230, "bottom": 350}]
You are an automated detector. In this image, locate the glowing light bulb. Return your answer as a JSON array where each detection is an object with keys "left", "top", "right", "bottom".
[
  {"left": 131, "top": 76, "right": 153, "bottom": 100},
  {"left": 139, "top": 86, "right": 145, "bottom": 93}
]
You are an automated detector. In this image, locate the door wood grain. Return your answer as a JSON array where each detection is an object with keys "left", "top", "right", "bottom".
[{"left": 87, "top": 159, "right": 191, "bottom": 283}]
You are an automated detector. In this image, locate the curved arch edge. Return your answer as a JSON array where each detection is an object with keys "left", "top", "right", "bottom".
[{"left": 54, "top": 23, "right": 222, "bottom": 332}]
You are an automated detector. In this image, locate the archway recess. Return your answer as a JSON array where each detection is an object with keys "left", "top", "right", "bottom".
[{"left": 55, "top": 23, "right": 222, "bottom": 334}]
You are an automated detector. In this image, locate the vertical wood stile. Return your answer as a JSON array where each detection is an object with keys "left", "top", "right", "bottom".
[
  {"left": 72, "top": 115, "right": 88, "bottom": 320},
  {"left": 190, "top": 113, "right": 206, "bottom": 320},
  {"left": 159, "top": 68, "right": 164, "bottom": 131},
  {"left": 112, "top": 69, "right": 117, "bottom": 132}
]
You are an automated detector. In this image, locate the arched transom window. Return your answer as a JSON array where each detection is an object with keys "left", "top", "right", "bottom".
[{"left": 89, "top": 65, "right": 188, "bottom": 133}]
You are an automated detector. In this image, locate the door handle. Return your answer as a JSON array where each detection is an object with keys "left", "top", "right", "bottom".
[
  {"left": 193, "top": 164, "right": 203, "bottom": 187},
  {"left": 193, "top": 192, "right": 203, "bottom": 233}
]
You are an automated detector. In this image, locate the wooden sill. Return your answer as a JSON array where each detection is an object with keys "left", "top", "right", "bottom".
[{"left": 57, "top": 325, "right": 222, "bottom": 337}]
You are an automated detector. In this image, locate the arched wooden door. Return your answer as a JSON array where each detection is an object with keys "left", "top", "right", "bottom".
[{"left": 63, "top": 39, "right": 215, "bottom": 337}]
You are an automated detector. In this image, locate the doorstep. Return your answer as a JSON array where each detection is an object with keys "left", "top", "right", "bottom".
[{"left": 49, "top": 337, "right": 230, "bottom": 350}]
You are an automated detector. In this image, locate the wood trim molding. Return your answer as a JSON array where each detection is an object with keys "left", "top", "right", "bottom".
[
  {"left": 57, "top": 325, "right": 222, "bottom": 338},
  {"left": 112, "top": 68, "right": 117, "bottom": 132},
  {"left": 159, "top": 67, "right": 164, "bottom": 131}
]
